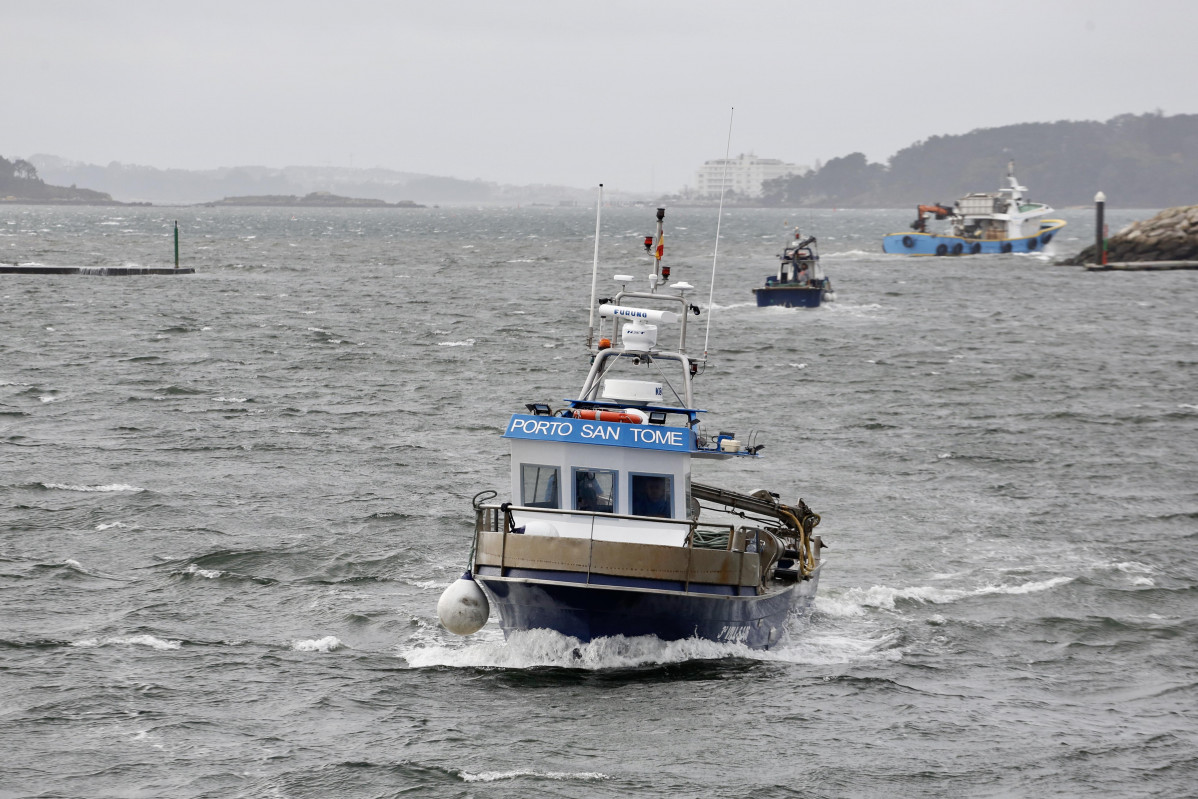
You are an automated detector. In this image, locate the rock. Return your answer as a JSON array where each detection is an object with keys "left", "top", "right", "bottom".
[{"left": 1059, "top": 203, "right": 1198, "bottom": 264}]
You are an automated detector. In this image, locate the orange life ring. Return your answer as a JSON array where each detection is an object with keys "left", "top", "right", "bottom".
[{"left": 571, "top": 409, "right": 645, "bottom": 424}]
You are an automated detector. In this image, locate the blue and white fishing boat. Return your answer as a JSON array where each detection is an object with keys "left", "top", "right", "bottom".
[
  {"left": 753, "top": 229, "right": 835, "bottom": 308},
  {"left": 882, "top": 162, "right": 1066, "bottom": 255},
  {"left": 438, "top": 203, "right": 826, "bottom": 650}
]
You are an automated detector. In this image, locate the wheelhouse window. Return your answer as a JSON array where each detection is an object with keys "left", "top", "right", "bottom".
[
  {"left": 520, "top": 464, "right": 560, "bottom": 508},
  {"left": 631, "top": 473, "right": 673, "bottom": 518},
  {"left": 573, "top": 468, "right": 616, "bottom": 514}
]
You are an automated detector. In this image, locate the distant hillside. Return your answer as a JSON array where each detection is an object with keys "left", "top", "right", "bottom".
[
  {"left": 761, "top": 112, "right": 1198, "bottom": 208},
  {"left": 0, "top": 155, "right": 121, "bottom": 204},
  {"left": 207, "top": 192, "right": 424, "bottom": 208},
  {"left": 26, "top": 156, "right": 600, "bottom": 206}
]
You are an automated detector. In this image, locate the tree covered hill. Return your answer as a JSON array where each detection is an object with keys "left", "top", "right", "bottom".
[
  {"left": 0, "top": 155, "right": 119, "bottom": 203},
  {"left": 761, "top": 112, "right": 1198, "bottom": 208}
]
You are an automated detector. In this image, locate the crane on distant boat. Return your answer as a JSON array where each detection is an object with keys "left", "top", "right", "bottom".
[{"left": 911, "top": 203, "right": 955, "bottom": 232}]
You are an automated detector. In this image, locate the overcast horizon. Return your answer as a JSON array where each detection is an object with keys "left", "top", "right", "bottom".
[{"left": 6, "top": 0, "right": 1197, "bottom": 194}]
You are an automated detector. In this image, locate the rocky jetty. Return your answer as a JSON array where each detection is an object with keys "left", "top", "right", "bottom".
[{"left": 1061, "top": 204, "right": 1198, "bottom": 264}]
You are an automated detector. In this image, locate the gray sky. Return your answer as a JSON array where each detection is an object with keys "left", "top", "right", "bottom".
[{"left": 5, "top": 0, "right": 1196, "bottom": 194}]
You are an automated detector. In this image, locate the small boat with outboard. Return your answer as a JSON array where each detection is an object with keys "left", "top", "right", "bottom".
[
  {"left": 437, "top": 202, "right": 827, "bottom": 650},
  {"left": 752, "top": 228, "right": 835, "bottom": 308},
  {"left": 882, "top": 162, "right": 1066, "bottom": 256}
]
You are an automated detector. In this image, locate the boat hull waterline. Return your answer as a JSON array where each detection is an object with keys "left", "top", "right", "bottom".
[
  {"left": 753, "top": 282, "right": 832, "bottom": 308},
  {"left": 475, "top": 566, "right": 820, "bottom": 649}
]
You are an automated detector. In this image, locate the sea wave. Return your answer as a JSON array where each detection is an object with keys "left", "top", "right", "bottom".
[
  {"left": 292, "top": 636, "right": 344, "bottom": 652},
  {"left": 71, "top": 635, "right": 182, "bottom": 650},
  {"left": 460, "top": 770, "right": 608, "bottom": 783},
  {"left": 42, "top": 482, "right": 145, "bottom": 493},
  {"left": 818, "top": 576, "right": 1074, "bottom": 617}
]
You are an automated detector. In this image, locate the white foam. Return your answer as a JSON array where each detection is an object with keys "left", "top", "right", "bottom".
[
  {"left": 184, "top": 564, "right": 223, "bottom": 579},
  {"left": 402, "top": 627, "right": 751, "bottom": 670},
  {"left": 819, "top": 576, "right": 1073, "bottom": 617},
  {"left": 43, "top": 483, "right": 145, "bottom": 493},
  {"left": 789, "top": 633, "right": 902, "bottom": 665},
  {"left": 292, "top": 636, "right": 343, "bottom": 652},
  {"left": 460, "top": 770, "right": 608, "bottom": 783},
  {"left": 399, "top": 617, "right": 894, "bottom": 670},
  {"left": 72, "top": 635, "right": 182, "bottom": 650},
  {"left": 824, "top": 302, "right": 885, "bottom": 316},
  {"left": 438, "top": 339, "right": 476, "bottom": 347},
  {"left": 95, "top": 521, "right": 133, "bottom": 531},
  {"left": 1108, "top": 560, "right": 1157, "bottom": 587}
]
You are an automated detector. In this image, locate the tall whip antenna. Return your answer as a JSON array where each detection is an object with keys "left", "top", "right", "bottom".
[
  {"left": 703, "top": 108, "right": 734, "bottom": 361},
  {"left": 586, "top": 183, "right": 603, "bottom": 350}
]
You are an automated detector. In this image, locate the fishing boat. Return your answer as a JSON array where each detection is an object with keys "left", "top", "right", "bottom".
[
  {"left": 437, "top": 203, "right": 826, "bottom": 650},
  {"left": 882, "top": 162, "right": 1066, "bottom": 255},
  {"left": 752, "top": 229, "right": 835, "bottom": 307}
]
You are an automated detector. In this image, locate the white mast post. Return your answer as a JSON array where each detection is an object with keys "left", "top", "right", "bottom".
[
  {"left": 586, "top": 183, "right": 603, "bottom": 350},
  {"left": 703, "top": 108, "right": 734, "bottom": 363}
]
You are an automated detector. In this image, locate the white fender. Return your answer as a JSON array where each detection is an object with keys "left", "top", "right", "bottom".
[{"left": 437, "top": 571, "right": 490, "bottom": 635}]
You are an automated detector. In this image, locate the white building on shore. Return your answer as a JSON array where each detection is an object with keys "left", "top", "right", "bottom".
[{"left": 692, "top": 153, "right": 808, "bottom": 198}]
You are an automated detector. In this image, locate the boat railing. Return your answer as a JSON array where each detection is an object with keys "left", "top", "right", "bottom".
[
  {"left": 473, "top": 501, "right": 722, "bottom": 539},
  {"left": 472, "top": 501, "right": 759, "bottom": 592}
]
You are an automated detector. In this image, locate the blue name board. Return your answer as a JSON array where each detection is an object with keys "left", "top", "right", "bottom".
[{"left": 503, "top": 414, "right": 694, "bottom": 452}]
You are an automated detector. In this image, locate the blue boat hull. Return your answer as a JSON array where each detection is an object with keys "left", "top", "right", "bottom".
[
  {"left": 882, "top": 220, "right": 1066, "bottom": 256},
  {"left": 753, "top": 279, "right": 833, "bottom": 308},
  {"left": 475, "top": 565, "right": 820, "bottom": 649}
]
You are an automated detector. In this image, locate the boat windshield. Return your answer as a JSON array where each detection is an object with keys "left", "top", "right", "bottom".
[
  {"left": 521, "top": 464, "right": 560, "bottom": 508},
  {"left": 630, "top": 473, "right": 673, "bottom": 518},
  {"left": 574, "top": 468, "right": 616, "bottom": 513}
]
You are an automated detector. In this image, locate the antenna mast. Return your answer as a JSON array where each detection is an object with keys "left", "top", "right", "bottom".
[
  {"left": 703, "top": 107, "right": 734, "bottom": 361},
  {"left": 651, "top": 206, "right": 666, "bottom": 292},
  {"left": 586, "top": 183, "right": 603, "bottom": 349}
]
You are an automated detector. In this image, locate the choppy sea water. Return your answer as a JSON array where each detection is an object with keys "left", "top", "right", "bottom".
[{"left": 1, "top": 203, "right": 1195, "bottom": 798}]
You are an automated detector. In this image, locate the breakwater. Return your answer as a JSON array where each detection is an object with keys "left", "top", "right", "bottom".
[
  {"left": 0, "top": 264, "right": 193, "bottom": 275},
  {"left": 1061, "top": 204, "right": 1198, "bottom": 265}
]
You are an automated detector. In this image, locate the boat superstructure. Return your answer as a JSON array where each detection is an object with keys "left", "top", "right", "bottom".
[
  {"left": 882, "top": 162, "right": 1066, "bottom": 255},
  {"left": 437, "top": 206, "right": 826, "bottom": 650}
]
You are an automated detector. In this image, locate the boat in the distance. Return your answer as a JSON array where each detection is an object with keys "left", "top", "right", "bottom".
[
  {"left": 882, "top": 162, "right": 1066, "bottom": 255},
  {"left": 752, "top": 229, "right": 835, "bottom": 308},
  {"left": 437, "top": 205, "right": 826, "bottom": 650}
]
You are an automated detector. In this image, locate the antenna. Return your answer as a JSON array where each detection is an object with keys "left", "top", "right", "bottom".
[
  {"left": 586, "top": 183, "right": 603, "bottom": 349},
  {"left": 703, "top": 107, "right": 734, "bottom": 361}
]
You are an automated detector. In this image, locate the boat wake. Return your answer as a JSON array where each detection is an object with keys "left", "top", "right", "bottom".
[
  {"left": 400, "top": 613, "right": 896, "bottom": 670},
  {"left": 817, "top": 576, "right": 1074, "bottom": 617}
]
